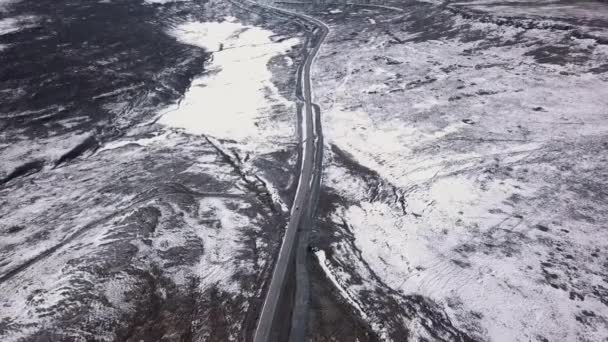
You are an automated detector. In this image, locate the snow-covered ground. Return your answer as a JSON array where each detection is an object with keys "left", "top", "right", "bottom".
[
  {"left": 160, "top": 19, "right": 300, "bottom": 152},
  {"left": 157, "top": 18, "right": 303, "bottom": 213},
  {"left": 310, "top": 3, "right": 608, "bottom": 341},
  {"left": 0, "top": 128, "right": 281, "bottom": 340},
  {"left": 0, "top": 15, "right": 37, "bottom": 53},
  {"left": 450, "top": 0, "right": 608, "bottom": 25},
  {"left": 0, "top": 0, "right": 304, "bottom": 339},
  {"left": 0, "top": 16, "right": 33, "bottom": 35}
]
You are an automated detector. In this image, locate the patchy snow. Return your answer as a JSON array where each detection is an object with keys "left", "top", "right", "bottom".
[
  {"left": 95, "top": 130, "right": 175, "bottom": 154},
  {"left": 0, "top": 0, "right": 18, "bottom": 12},
  {"left": 0, "top": 131, "right": 91, "bottom": 176},
  {"left": 0, "top": 127, "right": 282, "bottom": 340},
  {"left": 455, "top": 0, "right": 608, "bottom": 24},
  {"left": 258, "top": 174, "right": 289, "bottom": 213},
  {"left": 315, "top": 250, "right": 366, "bottom": 317},
  {"left": 316, "top": 249, "right": 392, "bottom": 338},
  {"left": 190, "top": 197, "right": 253, "bottom": 293},
  {"left": 0, "top": 1, "right": 302, "bottom": 340},
  {"left": 313, "top": 4, "right": 608, "bottom": 341},
  {"left": 144, "top": 0, "right": 190, "bottom": 4}
]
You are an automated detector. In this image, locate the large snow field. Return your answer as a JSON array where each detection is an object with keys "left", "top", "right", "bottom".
[{"left": 160, "top": 18, "right": 301, "bottom": 153}]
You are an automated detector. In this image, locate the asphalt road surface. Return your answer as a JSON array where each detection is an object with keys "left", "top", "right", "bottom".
[{"left": 240, "top": 2, "right": 329, "bottom": 341}]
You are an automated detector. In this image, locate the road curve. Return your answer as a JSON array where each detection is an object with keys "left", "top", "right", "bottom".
[
  {"left": 224, "top": 3, "right": 403, "bottom": 340},
  {"left": 235, "top": 2, "right": 329, "bottom": 342}
]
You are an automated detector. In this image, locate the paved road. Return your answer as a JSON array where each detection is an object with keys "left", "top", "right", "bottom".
[
  {"left": 226, "top": 2, "right": 400, "bottom": 340},
  {"left": 242, "top": 3, "right": 401, "bottom": 340},
  {"left": 231, "top": 2, "right": 328, "bottom": 342}
]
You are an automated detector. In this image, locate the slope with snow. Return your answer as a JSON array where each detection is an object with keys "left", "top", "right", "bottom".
[
  {"left": 0, "top": 0, "right": 305, "bottom": 340},
  {"left": 308, "top": 2, "right": 608, "bottom": 341}
]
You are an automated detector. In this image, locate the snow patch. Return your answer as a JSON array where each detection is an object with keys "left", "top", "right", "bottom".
[
  {"left": 159, "top": 20, "right": 299, "bottom": 150},
  {"left": 0, "top": 16, "right": 37, "bottom": 36}
]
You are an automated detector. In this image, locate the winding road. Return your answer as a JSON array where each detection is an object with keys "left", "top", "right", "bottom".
[
  {"left": 246, "top": 3, "right": 329, "bottom": 342},
  {"left": 241, "top": 2, "right": 401, "bottom": 340},
  {"left": 228, "top": 2, "right": 400, "bottom": 340}
]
